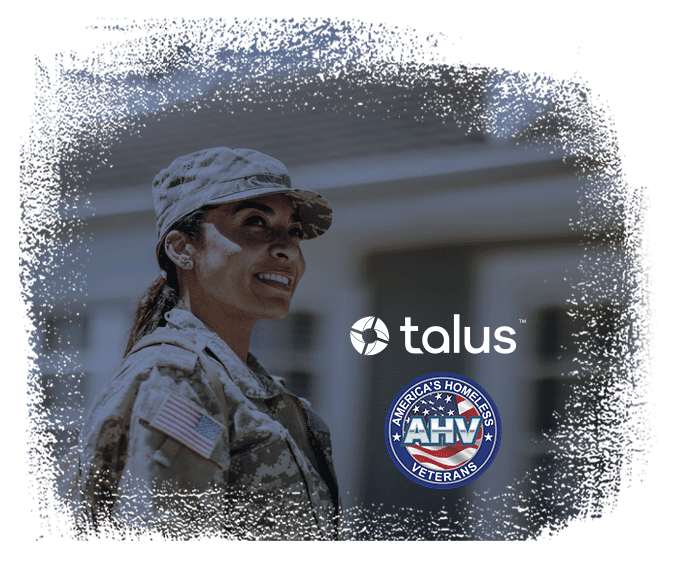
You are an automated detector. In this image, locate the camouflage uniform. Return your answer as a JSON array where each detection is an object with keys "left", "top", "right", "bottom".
[{"left": 78, "top": 309, "right": 341, "bottom": 539}]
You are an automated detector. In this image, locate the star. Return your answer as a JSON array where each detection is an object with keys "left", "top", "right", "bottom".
[
  {"left": 448, "top": 410, "right": 455, "bottom": 415},
  {"left": 413, "top": 406, "right": 420, "bottom": 413},
  {"left": 444, "top": 396, "right": 451, "bottom": 403},
  {"left": 484, "top": 433, "right": 493, "bottom": 442},
  {"left": 393, "top": 433, "right": 401, "bottom": 442},
  {"left": 438, "top": 405, "right": 444, "bottom": 411},
  {"left": 435, "top": 393, "right": 442, "bottom": 400},
  {"left": 423, "top": 409, "right": 430, "bottom": 416}
]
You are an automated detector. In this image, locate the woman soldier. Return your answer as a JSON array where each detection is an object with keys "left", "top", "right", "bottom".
[{"left": 78, "top": 147, "right": 339, "bottom": 539}]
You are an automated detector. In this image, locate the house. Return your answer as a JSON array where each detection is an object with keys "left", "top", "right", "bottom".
[{"left": 31, "top": 61, "right": 628, "bottom": 538}]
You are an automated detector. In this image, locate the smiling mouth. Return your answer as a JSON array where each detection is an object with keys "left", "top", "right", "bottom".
[{"left": 254, "top": 273, "right": 293, "bottom": 289}]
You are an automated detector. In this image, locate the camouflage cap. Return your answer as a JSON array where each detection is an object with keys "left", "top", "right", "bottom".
[{"left": 152, "top": 147, "right": 333, "bottom": 251}]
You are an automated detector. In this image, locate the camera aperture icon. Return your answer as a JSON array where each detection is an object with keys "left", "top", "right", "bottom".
[{"left": 350, "top": 316, "right": 390, "bottom": 355}]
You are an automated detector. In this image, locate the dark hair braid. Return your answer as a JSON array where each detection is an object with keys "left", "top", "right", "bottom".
[{"left": 123, "top": 205, "right": 215, "bottom": 356}]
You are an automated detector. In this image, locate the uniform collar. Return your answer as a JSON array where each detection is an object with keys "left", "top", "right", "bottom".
[
  {"left": 164, "top": 308, "right": 278, "bottom": 399},
  {"left": 164, "top": 307, "right": 211, "bottom": 334}
]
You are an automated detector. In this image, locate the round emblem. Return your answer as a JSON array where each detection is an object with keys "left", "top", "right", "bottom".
[
  {"left": 384, "top": 372, "right": 501, "bottom": 489},
  {"left": 350, "top": 316, "right": 390, "bottom": 355}
]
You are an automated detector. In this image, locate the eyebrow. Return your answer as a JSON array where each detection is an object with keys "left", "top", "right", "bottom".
[
  {"left": 233, "top": 201, "right": 273, "bottom": 214},
  {"left": 233, "top": 200, "right": 302, "bottom": 224}
]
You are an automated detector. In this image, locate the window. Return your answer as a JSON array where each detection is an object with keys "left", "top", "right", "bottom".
[
  {"left": 535, "top": 306, "right": 571, "bottom": 361},
  {"left": 39, "top": 372, "right": 86, "bottom": 415},
  {"left": 43, "top": 310, "right": 87, "bottom": 351},
  {"left": 288, "top": 311, "right": 317, "bottom": 351},
  {"left": 531, "top": 377, "right": 572, "bottom": 435}
]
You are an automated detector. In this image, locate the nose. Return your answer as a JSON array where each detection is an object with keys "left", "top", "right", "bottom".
[{"left": 270, "top": 233, "right": 301, "bottom": 261}]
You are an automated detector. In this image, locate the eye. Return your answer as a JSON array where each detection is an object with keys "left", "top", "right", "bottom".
[
  {"left": 244, "top": 215, "right": 268, "bottom": 228},
  {"left": 289, "top": 226, "right": 304, "bottom": 238}
]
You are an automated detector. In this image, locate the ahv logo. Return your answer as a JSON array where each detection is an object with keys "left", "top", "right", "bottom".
[{"left": 350, "top": 316, "right": 390, "bottom": 355}]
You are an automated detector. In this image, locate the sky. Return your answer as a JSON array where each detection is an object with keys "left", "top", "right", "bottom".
[{"left": 8, "top": 2, "right": 698, "bottom": 584}]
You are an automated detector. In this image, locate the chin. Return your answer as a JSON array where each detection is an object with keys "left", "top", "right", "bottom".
[{"left": 256, "top": 303, "right": 291, "bottom": 321}]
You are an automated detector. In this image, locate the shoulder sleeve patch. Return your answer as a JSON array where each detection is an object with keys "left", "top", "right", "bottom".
[
  {"left": 155, "top": 344, "right": 198, "bottom": 375},
  {"left": 150, "top": 392, "right": 224, "bottom": 460}
]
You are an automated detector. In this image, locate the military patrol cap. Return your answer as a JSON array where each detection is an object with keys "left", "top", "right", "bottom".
[{"left": 152, "top": 147, "right": 333, "bottom": 254}]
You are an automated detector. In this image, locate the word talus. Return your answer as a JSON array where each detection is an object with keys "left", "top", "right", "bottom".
[{"left": 400, "top": 315, "right": 516, "bottom": 354}]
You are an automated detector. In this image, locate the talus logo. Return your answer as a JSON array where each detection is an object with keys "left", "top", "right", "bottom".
[
  {"left": 350, "top": 316, "right": 390, "bottom": 355},
  {"left": 350, "top": 314, "right": 517, "bottom": 355}
]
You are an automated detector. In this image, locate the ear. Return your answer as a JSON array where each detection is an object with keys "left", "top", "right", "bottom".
[{"left": 164, "top": 230, "right": 196, "bottom": 270}]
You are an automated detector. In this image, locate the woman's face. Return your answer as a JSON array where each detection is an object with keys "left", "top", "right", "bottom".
[{"left": 188, "top": 194, "right": 306, "bottom": 323}]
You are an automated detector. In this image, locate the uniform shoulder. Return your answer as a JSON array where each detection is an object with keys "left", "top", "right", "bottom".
[
  {"left": 146, "top": 342, "right": 199, "bottom": 376},
  {"left": 120, "top": 326, "right": 214, "bottom": 381},
  {"left": 83, "top": 337, "right": 204, "bottom": 426}
]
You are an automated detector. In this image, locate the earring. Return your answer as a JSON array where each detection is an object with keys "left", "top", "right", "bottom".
[{"left": 181, "top": 259, "right": 193, "bottom": 269}]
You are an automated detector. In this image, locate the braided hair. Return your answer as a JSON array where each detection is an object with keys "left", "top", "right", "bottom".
[{"left": 123, "top": 205, "right": 215, "bottom": 356}]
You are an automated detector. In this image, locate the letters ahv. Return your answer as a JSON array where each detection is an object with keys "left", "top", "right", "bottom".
[{"left": 402, "top": 415, "right": 483, "bottom": 446}]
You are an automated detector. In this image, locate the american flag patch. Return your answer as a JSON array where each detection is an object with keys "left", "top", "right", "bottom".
[{"left": 150, "top": 393, "right": 224, "bottom": 459}]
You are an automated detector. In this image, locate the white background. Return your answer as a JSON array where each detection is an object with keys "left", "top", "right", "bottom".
[{"left": 8, "top": 2, "right": 697, "bottom": 584}]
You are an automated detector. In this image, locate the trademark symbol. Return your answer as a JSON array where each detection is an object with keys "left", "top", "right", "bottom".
[{"left": 519, "top": 319, "right": 526, "bottom": 323}]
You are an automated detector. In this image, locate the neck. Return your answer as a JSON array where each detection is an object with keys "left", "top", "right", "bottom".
[{"left": 177, "top": 287, "right": 255, "bottom": 364}]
